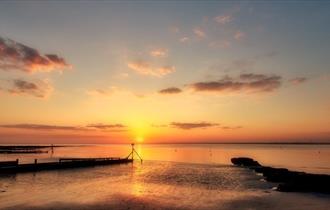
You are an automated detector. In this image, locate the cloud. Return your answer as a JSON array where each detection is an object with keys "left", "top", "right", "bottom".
[
  {"left": 0, "top": 124, "right": 85, "bottom": 131},
  {"left": 234, "top": 30, "right": 245, "bottom": 40},
  {"left": 208, "top": 40, "right": 231, "bottom": 49},
  {"left": 151, "top": 124, "right": 168, "bottom": 128},
  {"left": 221, "top": 126, "right": 242, "bottom": 130},
  {"left": 214, "top": 15, "right": 232, "bottom": 24},
  {"left": 3, "top": 79, "right": 53, "bottom": 98},
  {"left": 0, "top": 36, "right": 71, "bottom": 73},
  {"left": 193, "top": 28, "right": 206, "bottom": 38},
  {"left": 189, "top": 73, "right": 282, "bottom": 93},
  {"left": 289, "top": 77, "right": 307, "bottom": 85},
  {"left": 0, "top": 123, "right": 128, "bottom": 132},
  {"left": 86, "top": 88, "right": 114, "bottom": 97},
  {"left": 86, "top": 86, "right": 145, "bottom": 99},
  {"left": 169, "top": 26, "right": 180, "bottom": 34},
  {"left": 127, "top": 60, "right": 175, "bottom": 77},
  {"left": 171, "top": 122, "right": 219, "bottom": 130},
  {"left": 180, "top": 37, "right": 190, "bottom": 43},
  {"left": 86, "top": 123, "right": 128, "bottom": 132},
  {"left": 86, "top": 123, "right": 126, "bottom": 129},
  {"left": 158, "top": 87, "right": 182, "bottom": 94},
  {"left": 150, "top": 48, "right": 168, "bottom": 58}
]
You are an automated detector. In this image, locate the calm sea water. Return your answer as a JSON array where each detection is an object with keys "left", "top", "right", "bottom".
[
  {"left": 0, "top": 144, "right": 329, "bottom": 210},
  {"left": 1, "top": 144, "right": 330, "bottom": 174}
]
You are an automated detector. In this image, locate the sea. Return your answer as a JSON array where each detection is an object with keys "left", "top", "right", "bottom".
[{"left": 0, "top": 144, "right": 329, "bottom": 210}]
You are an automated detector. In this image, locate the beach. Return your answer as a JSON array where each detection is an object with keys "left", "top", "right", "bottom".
[{"left": 0, "top": 144, "right": 329, "bottom": 210}]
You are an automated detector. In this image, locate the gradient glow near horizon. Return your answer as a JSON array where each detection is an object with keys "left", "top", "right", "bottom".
[{"left": 0, "top": 1, "right": 329, "bottom": 144}]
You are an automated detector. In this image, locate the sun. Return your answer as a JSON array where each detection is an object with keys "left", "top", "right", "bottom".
[{"left": 135, "top": 136, "right": 144, "bottom": 143}]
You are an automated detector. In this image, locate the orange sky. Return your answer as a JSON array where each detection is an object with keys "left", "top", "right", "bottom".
[{"left": 0, "top": 1, "right": 330, "bottom": 144}]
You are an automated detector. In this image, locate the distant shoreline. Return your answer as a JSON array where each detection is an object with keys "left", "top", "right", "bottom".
[{"left": 0, "top": 142, "right": 329, "bottom": 146}]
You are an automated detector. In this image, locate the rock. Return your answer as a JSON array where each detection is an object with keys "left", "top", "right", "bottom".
[
  {"left": 231, "top": 157, "right": 330, "bottom": 194},
  {"left": 231, "top": 157, "right": 261, "bottom": 167},
  {"left": 277, "top": 173, "right": 330, "bottom": 193}
]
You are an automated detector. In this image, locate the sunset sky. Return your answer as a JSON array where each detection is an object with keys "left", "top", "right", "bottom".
[{"left": 0, "top": 1, "right": 329, "bottom": 144}]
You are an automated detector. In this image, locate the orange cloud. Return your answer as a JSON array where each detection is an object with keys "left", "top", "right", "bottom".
[
  {"left": 0, "top": 123, "right": 127, "bottom": 132},
  {"left": 289, "top": 77, "right": 308, "bottom": 85},
  {"left": 171, "top": 122, "right": 219, "bottom": 130},
  {"left": 86, "top": 123, "right": 126, "bottom": 129},
  {"left": 221, "top": 126, "right": 242, "bottom": 130},
  {"left": 0, "top": 124, "right": 85, "bottom": 131},
  {"left": 150, "top": 48, "right": 168, "bottom": 58},
  {"left": 127, "top": 60, "right": 175, "bottom": 77},
  {"left": 193, "top": 27, "right": 206, "bottom": 38},
  {"left": 0, "top": 36, "right": 71, "bottom": 73}
]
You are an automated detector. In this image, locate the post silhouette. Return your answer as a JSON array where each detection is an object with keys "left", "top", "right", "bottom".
[{"left": 127, "top": 143, "right": 143, "bottom": 163}]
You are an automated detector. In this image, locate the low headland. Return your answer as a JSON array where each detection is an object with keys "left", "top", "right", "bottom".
[{"left": 0, "top": 145, "right": 61, "bottom": 154}]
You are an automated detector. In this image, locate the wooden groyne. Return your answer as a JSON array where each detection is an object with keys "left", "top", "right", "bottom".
[
  {"left": 0, "top": 157, "right": 133, "bottom": 174},
  {"left": 0, "top": 144, "right": 142, "bottom": 174}
]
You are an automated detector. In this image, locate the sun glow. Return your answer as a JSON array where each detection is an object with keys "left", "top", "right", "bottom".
[{"left": 135, "top": 136, "right": 144, "bottom": 143}]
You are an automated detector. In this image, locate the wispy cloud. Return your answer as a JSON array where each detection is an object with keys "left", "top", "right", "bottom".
[
  {"left": 151, "top": 124, "right": 168, "bottom": 128},
  {"left": 0, "top": 123, "right": 128, "bottom": 132},
  {"left": 0, "top": 36, "right": 71, "bottom": 73},
  {"left": 127, "top": 60, "right": 175, "bottom": 77},
  {"left": 86, "top": 123, "right": 127, "bottom": 132},
  {"left": 208, "top": 40, "right": 231, "bottom": 49},
  {"left": 180, "top": 37, "right": 190, "bottom": 43},
  {"left": 2, "top": 79, "right": 53, "bottom": 98},
  {"left": 189, "top": 73, "right": 282, "bottom": 93},
  {"left": 86, "top": 86, "right": 145, "bottom": 99},
  {"left": 150, "top": 48, "right": 168, "bottom": 58},
  {"left": 86, "top": 123, "right": 126, "bottom": 129},
  {"left": 171, "top": 122, "right": 219, "bottom": 130},
  {"left": 221, "top": 126, "right": 242, "bottom": 130},
  {"left": 158, "top": 87, "right": 182, "bottom": 94},
  {"left": 0, "top": 124, "right": 85, "bottom": 131},
  {"left": 193, "top": 27, "right": 206, "bottom": 38},
  {"left": 214, "top": 15, "right": 232, "bottom": 25},
  {"left": 86, "top": 88, "right": 115, "bottom": 97},
  {"left": 234, "top": 30, "right": 245, "bottom": 40},
  {"left": 289, "top": 77, "right": 308, "bottom": 85}
]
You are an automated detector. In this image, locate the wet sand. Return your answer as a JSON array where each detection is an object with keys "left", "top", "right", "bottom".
[{"left": 0, "top": 161, "right": 329, "bottom": 210}]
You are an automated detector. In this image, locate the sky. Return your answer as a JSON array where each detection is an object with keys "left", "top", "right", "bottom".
[{"left": 0, "top": 1, "right": 329, "bottom": 144}]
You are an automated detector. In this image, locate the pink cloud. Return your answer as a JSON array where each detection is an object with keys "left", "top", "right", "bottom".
[{"left": 0, "top": 36, "right": 71, "bottom": 73}]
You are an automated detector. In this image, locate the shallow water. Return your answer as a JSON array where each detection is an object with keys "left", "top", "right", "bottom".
[
  {"left": 1, "top": 144, "right": 330, "bottom": 174},
  {"left": 0, "top": 144, "right": 329, "bottom": 209}
]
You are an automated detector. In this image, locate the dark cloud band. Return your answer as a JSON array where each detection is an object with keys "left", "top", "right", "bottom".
[
  {"left": 190, "top": 73, "right": 282, "bottom": 93},
  {"left": 158, "top": 87, "right": 182, "bottom": 94}
]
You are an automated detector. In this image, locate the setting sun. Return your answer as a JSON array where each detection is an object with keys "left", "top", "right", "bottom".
[{"left": 135, "top": 136, "right": 144, "bottom": 143}]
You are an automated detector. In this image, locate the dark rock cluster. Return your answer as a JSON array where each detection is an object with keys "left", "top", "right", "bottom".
[{"left": 231, "top": 157, "right": 330, "bottom": 194}]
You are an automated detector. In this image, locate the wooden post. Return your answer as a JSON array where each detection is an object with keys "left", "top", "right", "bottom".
[
  {"left": 16, "top": 159, "right": 19, "bottom": 165},
  {"left": 34, "top": 159, "right": 37, "bottom": 164},
  {"left": 131, "top": 143, "right": 134, "bottom": 160}
]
